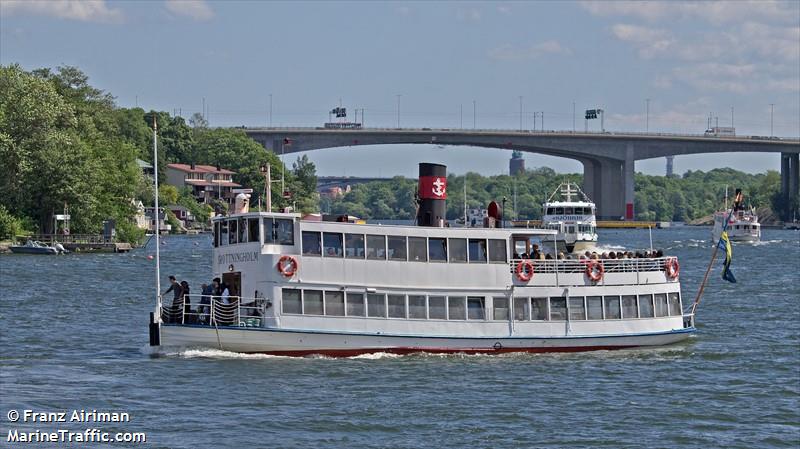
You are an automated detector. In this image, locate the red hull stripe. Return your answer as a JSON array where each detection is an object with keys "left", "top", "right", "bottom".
[{"left": 242, "top": 345, "right": 639, "bottom": 358}]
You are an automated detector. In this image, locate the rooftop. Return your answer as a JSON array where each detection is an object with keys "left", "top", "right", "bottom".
[{"left": 167, "top": 163, "right": 236, "bottom": 175}]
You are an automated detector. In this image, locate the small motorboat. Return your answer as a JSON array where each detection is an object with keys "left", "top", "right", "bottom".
[{"left": 9, "top": 240, "right": 67, "bottom": 255}]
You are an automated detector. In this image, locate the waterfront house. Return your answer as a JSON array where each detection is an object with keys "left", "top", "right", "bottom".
[{"left": 165, "top": 163, "right": 241, "bottom": 205}]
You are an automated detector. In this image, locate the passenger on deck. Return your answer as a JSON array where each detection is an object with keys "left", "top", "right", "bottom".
[
  {"left": 163, "top": 275, "right": 183, "bottom": 323},
  {"left": 180, "top": 280, "right": 192, "bottom": 323},
  {"left": 220, "top": 283, "right": 231, "bottom": 305},
  {"left": 557, "top": 252, "right": 566, "bottom": 260},
  {"left": 655, "top": 249, "right": 664, "bottom": 258},
  {"left": 199, "top": 283, "right": 212, "bottom": 324},
  {"left": 545, "top": 253, "right": 553, "bottom": 260}
]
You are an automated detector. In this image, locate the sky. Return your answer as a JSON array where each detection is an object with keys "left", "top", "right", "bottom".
[{"left": 2, "top": 0, "right": 798, "bottom": 177}]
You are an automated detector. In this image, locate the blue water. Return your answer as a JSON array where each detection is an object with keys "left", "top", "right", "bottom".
[{"left": 1, "top": 228, "right": 798, "bottom": 448}]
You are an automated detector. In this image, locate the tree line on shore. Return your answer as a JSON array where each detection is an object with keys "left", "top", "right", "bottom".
[
  {"left": 323, "top": 166, "right": 785, "bottom": 222},
  {"left": 0, "top": 64, "right": 318, "bottom": 242}
]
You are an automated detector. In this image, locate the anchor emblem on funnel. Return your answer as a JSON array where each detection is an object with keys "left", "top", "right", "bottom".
[{"left": 432, "top": 178, "right": 446, "bottom": 197}]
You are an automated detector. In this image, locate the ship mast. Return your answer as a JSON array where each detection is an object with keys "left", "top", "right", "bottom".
[{"left": 153, "top": 117, "right": 162, "bottom": 320}]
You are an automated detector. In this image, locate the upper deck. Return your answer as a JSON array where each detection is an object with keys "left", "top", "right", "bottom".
[{"left": 210, "top": 212, "right": 678, "bottom": 293}]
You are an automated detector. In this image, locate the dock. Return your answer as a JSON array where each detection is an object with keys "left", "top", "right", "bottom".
[{"left": 19, "top": 234, "right": 133, "bottom": 253}]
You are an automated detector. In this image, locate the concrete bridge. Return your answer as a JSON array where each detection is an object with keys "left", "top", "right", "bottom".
[{"left": 244, "top": 127, "right": 800, "bottom": 220}]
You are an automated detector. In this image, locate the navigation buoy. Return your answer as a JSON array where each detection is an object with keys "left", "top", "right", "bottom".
[{"left": 147, "top": 255, "right": 154, "bottom": 260}]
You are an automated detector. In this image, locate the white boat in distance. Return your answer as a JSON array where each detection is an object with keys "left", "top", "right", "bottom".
[
  {"left": 539, "top": 183, "right": 598, "bottom": 254},
  {"left": 149, "top": 163, "right": 694, "bottom": 357},
  {"left": 712, "top": 188, "right": 761, "bottom": 243}
]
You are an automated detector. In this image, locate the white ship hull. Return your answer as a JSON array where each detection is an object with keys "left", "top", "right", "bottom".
[{"left": 161, "top": 323, "right": 694, "bottom": 356}]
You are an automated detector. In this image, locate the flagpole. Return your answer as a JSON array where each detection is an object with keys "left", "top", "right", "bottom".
[
  {"left": 153, "top": 117, "right": 162, "bottom": 321},
  {"left": 690, "top": 199, "right": 737, "bottom": 315}
]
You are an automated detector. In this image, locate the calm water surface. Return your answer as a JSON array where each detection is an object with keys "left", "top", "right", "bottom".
[{"left": 1, "top": 228, "right": 798, "bottom": 448}]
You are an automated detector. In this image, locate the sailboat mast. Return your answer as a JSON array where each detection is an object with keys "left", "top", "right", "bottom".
[{"left": 153, "top": 117, "right": 162, "bottom": 317}]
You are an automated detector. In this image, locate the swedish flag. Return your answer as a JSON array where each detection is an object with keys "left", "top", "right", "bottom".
[{"left": 717, "top": 231, "right": 737, "bottom": 283}]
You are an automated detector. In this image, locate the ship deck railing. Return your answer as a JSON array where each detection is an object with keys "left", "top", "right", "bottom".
[
  {"left": 161, "top": 295, "right": 268, "bottom": 327},
  {"left": 509, "top": 256, "right": 673, "bottom": 275}
]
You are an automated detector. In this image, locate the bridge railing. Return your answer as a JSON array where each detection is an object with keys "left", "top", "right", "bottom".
[{"left": 240, "top": 126, "right": 799, "bottom": 142}]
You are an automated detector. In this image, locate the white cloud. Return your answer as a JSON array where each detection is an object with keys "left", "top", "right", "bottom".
[
  {"left": 497, "top": 5, "right": 511, "bottom": 15},
  {"left": 0, "top": 0, "right": 124, "bottom": 23},
  {"left": 600, "top": 4, "right": 799, "bottom": 95},
  {"left": 488, "top": 40, "right": 572, "bottom": 61},
  {"left": 610, "top": 24, "right": 674, "bottom": 58},
  {"left": 165, "top": 0, "right": 214, "bottom": 21},
  {"left": 580, "top": 0, "right": 797, "bottom": 25}
]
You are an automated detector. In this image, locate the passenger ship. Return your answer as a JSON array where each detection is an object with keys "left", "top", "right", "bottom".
[
  {"left": 149, "top": 164, "right": 694, "bottom": 356},
  {"left": 538, "top": 183, "right": 598, "bottom": 254},
  {"left": 712, "top": 188, "right": 761, "bottom": 243}
]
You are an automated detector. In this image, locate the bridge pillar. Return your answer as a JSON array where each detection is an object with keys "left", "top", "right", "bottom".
[
  {"left": 581, "top": 157, "right": 628, "bottom": 220},
  {"left": 624, "top": 144, "right": 635, "bottom": 220},
  {"left": 782, "top": 152, "right": 800, "bottom": 221}
]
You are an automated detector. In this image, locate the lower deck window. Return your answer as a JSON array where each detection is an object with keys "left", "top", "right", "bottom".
[
  {"left": 668, "top": 292, "right": 682, "bottom": 316},
  {"left": 568, "top": 297, "right": 586, "bottom": 320},
  {"left": 639, "top": 294, "right": 654, "bottom": 318},
  {"left": 367, "top": 294, "right": 386, "bottom": 318},
  {"left": 586, "top": 296, "right": 603, "bottom": 320},
  {"left": 346, "top": 293, "right": 365, "bottom": 317},
  {"left": 428, "top": 296, "right": 447, "bottom": 319},
  {"left": 388, "top": 295, "right": 406, "bottom": 318},
  {"left": 531, "top": 298, "right": 548, "bottom": 320},
  {"left": 467, "top": 297, "right": 485, "bottom": 320},
  {"left": 408, "top": 295, "right": 427, "bottom": 319},
  {"left": 282, "top": 289, "right": 301, "bottom": 314},
  {"left": 550, "top": 297, "right": 567, "bottom": 320},
  {"left": 513, "top": 297, "right": 529, "bottom": 321},
  {"left": 622, "top": 295, "right": 638, "bottom": 318},
  {"left": 304, "top": 290, "right": 323, "bottom": 315},
  {"left": 604, "top": 296, "right": 621, "bottom": 320},
  {"left": 493, "top": 297, "right": 509, "bottom": 320},
  {"left": 448, "top": 296, "right": 466, "bottom": 320},
  {"left": 325, "top": 291, "right": 345, "bottom": 316},
  {"left": 654, "top": 293, "right": 668, "bottom": 317}
]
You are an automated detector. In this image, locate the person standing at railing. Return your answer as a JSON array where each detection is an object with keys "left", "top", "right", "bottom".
[
  {"left": 180, "top": 281, "right": 192, "bottom": 323},
  {"left": 198, "top": 283, "right": 212, "bottom": 324},
  {"left": 162, "top": 275, "right": 183, "bottom": 323}
]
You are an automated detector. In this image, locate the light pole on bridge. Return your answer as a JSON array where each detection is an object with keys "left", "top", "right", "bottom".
[
  {"left": 645, "top": 98, "right": 650, "bottom": 133},
  {"left": 770, "top": 103, "right": 774, "bottom": 137},
  {"left": 396, "top": 94, "right": 402, "bottom": 128},
  {"left": 519, "top": 96, "right": 523, "bottom": 131},
  {"left": 473, "top": 100, "right": 476, "bottom": 129}
]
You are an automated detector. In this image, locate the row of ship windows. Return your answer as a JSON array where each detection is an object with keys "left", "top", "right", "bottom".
[
  {"left": 545, "top": 207, "right": 594, "bottom": 215},
  {"left": 281, "top": 289, "right": 682, "bottom": 321},
  {"left": 214, "top": 218, "right": 295, "bottom": 247},
  {"left": 542, "top": 224, "right": 596, "bottom": 234},
  {"left": 302, "top": 232, "right": 508, "bottom": 263}
]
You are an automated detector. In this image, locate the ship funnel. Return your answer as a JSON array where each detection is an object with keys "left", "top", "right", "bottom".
[{"left": 417, "top": 163, "right": 447, "bottom": 227}]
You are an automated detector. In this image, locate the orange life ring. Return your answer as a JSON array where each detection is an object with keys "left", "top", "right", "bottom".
[
  {"left": 516, "top": 260, "right": 535, "bottom": 282},
  {"left": 665, "top": 257, "right": 680, "bottom": 279},
  {"left": 586, "top": 260, "right": 604, "bottom": 282},
  {"left": 276, "top": 255, "right": 298, "bottom": 277}
]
